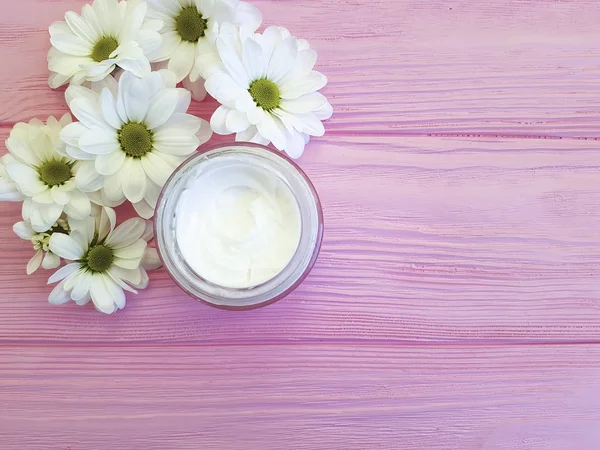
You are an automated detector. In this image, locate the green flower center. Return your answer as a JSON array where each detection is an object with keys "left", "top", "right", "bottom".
[
  {"left": 175, "top": 6, "right": 207, "bottom": 42},
  {"left": 249, "top": 79, "right": 281, "bottom": 111},
  {"left": 85, "top": 245, "right": 114, "bottom": 273},
  {"left": 38, "top": 160, "right": 72, "bottom": 187},
  {"left": 91, "top": 36, "right": 119, "bottom": 62},
  {"left": 118, "top": 122, "right": 153, "bottom": 158}
]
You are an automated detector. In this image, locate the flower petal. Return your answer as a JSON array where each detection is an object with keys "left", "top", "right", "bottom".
[
  {"left": 90, "top": 274, "right": 122, "bottom": 314},
  {"left": 65, "top": 145, "right": 95, "bottom": 161},
  {"left": 64, "top": 11, "right": 97, "bottom": 44},
  {"left": 167, "top": 41, "right": 195, "bottom": 82},
  {"left": 98, "top": 206, "right": 117, "bottom": 241},
  {"left": 76, "top": 161, "right": 106, "bottom": 192},
  {"left": 132, "top": 199, "right": 154, "bottom": 219},
  {"left": 103, "top": 171, "right": 125, "bottom": 202},
  {"left": 266, "top": 37, "right": 297, "bottom": 83},
  {"left": 141, "top": 71, "right": 168, "bottom": 98},
  {"left": 133, "top": 267, "right": 149, "bottom": 289},
  {"left": 113, "top": 239, "right": 146, "bottom": 259},
  {"left": 49, "top": 187, "right": 70, "bottom": 206},
  {"left": 225, "top": 109, "right": 251, "bottom": 133},
  {"left": 241, "top": 38, "right": 265, "bottom": 81},
  {"left": 48, "top": 262, "right": 81, "bottom": 284},
  {"left": 49, "top": 233, "right": 85, "bottom": 260},
  {"left": 314, "top": 100, "right": 333, "bottom": 121},
  {"left": 153, "top": 129, "right": 199, "bottom": 156},
  {"left": 50, "top": 32, "right": 91, "bottom": 57},
  {"left": 280, "top": 71, "right": 327, "bottom": 100},
  {"left": 100, "top": 87, "right": 123, "bottom": 129},
  {"left": 121, "top": 158, "right": 147, "bottom": 203},
  {"left": 70, "top": 97, "right": 112, "bottom": 130},
  {"left": 32, "top": 189, "right": 55, "bottom": 205},
  {"left": 280, "top": 92, "right": 327, "bottom": 114},
  {"left": 64, "top": 190, "right": 92, "bottom": 220},
  {"left": 147, "top": 30, "right": 181, "bottom": 62},
  {"left": 5, "top": 164, "right": 46, "bottom": 196},
  {"left": 13, "top": 221, "right": 35, "bottom": 240},
  {"left": 235, "top": 1, "right": 262, "bottom": 31},
  {"left": 143, "top": 179, "right": 161, "bottom": 209},
  {"left": 160, "top": 113, "right": 201, "bottom": 134},
  {"left": 5, "top": 135, "right": 41, "bottom": 167},
  {"left": 210, "top": 105, "right": 231, "bottom": 135},
  {"left": 70, "top": 270, "right": 92, "bottom": 301},
  {"left": 95, "top": 150, "right": 126, "bottom": 176},
  {"left": 205, "top": 73, "right": 248, "bottom": 109},
  {"left": 31, "top": 203, "right": 63, "bottom": 233},
  {"left": 113, "top": 255, "right": 142, "bottom": 270},
  {"left": 42, "top": 251, "right": 61, "bottom": 270},
  {"left": 27, "top": 250, "right": 44, "bottom": 275},
  {"left": 79, "top": 129, "right": 120, "bottom": 155},
  {"left": 216, "top": 37, "right": 250, "bottom": 87},
  {"left": 256, "top": 113, "right": 286, "bottom": 150},
  {"left": 48, "top": 279, "right": 71, "bottom": 305},
  {"left": 141, "top": 218, "right": 154, "bottom": 241},
  {"left": 283, "top": 128, "right": 306, "bottom": 159},
  {"left": 122, "top": 74, "right": 151, "bottom": 122},
  {"left": 235, "top": 126, "right": 269, "bottom": 146},
  {"left": 107, "top": 270, "right": 138, "bottom": 293},
  {"left": 105, "top": 218, "right": 146, "bottom": 248},
  {"left": 109, "top": 265, "right": 141, "bottom": 285},
  {"left": 145, "top": 89, "right": 186, "bottom": 129},
  {"left": 140, "top": 152, "right": 172, "bottom": 186},
  {"left": 141, "top": 247, "right": 162, "bottom": 270}
]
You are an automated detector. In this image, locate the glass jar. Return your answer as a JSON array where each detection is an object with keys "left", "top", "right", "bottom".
[{"left": 154, "top": 143, "right": 324, "bottom": 310}]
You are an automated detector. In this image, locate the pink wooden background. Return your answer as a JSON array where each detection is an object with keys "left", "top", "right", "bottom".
[{"left": 2, "top": 0, "right": 600, "bottom": 448}]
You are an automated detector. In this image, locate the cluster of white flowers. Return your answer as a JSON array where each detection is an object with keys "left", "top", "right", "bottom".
[{"left": 1, "top": 0, "right": 331, "bottom": 314}]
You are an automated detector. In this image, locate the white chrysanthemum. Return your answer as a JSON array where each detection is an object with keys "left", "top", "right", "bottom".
[
  {"left": 205, "top": 26, "right": 333, "bottom": 158},
  {"left": 146, "top": 0, "right": 261, "bottom": 100},
  {"left": 4, "top": 115, "right": 92, "bottom": 232},
  {"left": 14, "top": 217, "right": 69, "bottom": 274},
  {"left": 0, "top": 155, "right": 24, "bottom": 202},
  {"left": 61, "top": 70, "right": 212, "bottom": 219},
  {"left": 47, "top": 0, "right": 163, "bottom": 88},
  {"left": 47, "top": 207, "right": 161, "bottom": 314}
]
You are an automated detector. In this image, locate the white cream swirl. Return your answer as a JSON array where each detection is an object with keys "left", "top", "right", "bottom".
[{"left": 175, "top": 157, "right": 301, "bottom": 289}]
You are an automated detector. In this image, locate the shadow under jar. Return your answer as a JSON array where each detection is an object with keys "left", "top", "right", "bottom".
[{"left": 154, "top": 143, "right": 324, "bottom": 310}]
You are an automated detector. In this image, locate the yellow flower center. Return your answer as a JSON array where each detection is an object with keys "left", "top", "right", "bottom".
[
  {"left": 91, "top": 36, "right": 119, "bottom": 62},
  {"left": 175, "top": 6, "right": 207, "bottom": 42},
  {"left": 118, "top": 122, "right": 153, "bottom": 158},
  {"left": 249, "top": 79, "right": 281, "bottom": 111},
  {"left": 38, "top": 160, "right": 72, "bottom": 187},
  {"left": 86, "top": 245, "right": 114, "bottom": 273}
]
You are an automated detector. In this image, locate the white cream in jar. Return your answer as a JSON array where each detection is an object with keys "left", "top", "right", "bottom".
[{"left": 175, "top": 156, "right": 302, "bottom": 289}]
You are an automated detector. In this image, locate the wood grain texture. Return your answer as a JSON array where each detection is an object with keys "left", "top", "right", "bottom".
[
  {"left": 1, "top": 0, "right": 600, "bottom": 448},
  {"left": 1, "top": 344, "right": 600, "bottom": 450}
]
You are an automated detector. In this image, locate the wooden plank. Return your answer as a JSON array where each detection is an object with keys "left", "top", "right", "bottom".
[
  {"left": 1, "top": 0, "right": 600, "bottom": 137},
  {"left": 0, "top": 344, "right": 599, "bottom": 449},
  {"left": 0, "top": 134, "right": 599, "bottom": 344}
]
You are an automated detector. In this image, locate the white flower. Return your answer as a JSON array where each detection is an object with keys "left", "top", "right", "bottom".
[
  {"left": 146, "top": 0, "right": 261, "bottom": 100},
  {"left": 4, "top": 115, "right": 92, "bottom": 232},
  {"left": 48, "top": 0, "right": 163, "bottom": 88},
  {"left": 14, "top": 217, "right": 69, "bottom": 274},
  {"left": 47, "top": 207, "right": 161, "bottom": 314},
  {"left": 205, "top": 26, "right": 333, "bottom": 158},
  {"left": 0, "top": 155, "right": 24, "bottom": 202},
  {"left": 61, "top": 70, "right": 212, "bottom": 219}
]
